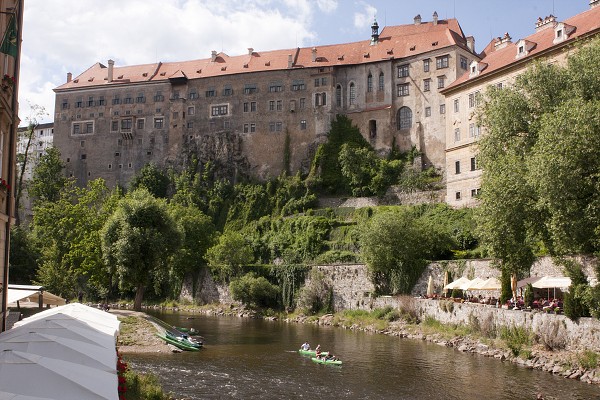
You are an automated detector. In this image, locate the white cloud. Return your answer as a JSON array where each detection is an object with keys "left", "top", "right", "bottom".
[
  {"left": 353, "top": 1, "right": 377, "bottom": 30},
  {"left": 316, "top": 0, "right": 337, "bottom": 13},
  {"left": 18, "top": 0, "right": 318, "bottom": 124}
]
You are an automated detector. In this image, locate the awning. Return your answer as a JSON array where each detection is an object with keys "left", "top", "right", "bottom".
[
  {"left": 517, "top": 276, "right": 542, "bottom": 289},
  {"left": 6, "top": 289, "right": 66, "bottom": 307}
]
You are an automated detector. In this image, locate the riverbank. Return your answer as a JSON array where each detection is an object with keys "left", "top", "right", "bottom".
[{"left": 112, "top": 303, "right": 600, "bottom": 387}]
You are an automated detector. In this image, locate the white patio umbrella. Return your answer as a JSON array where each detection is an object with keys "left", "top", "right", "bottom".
[
  {"left": 0, "top": 331, "right": 116, "bottom": 372},
  {"left": 443, "top": 276, "right": 470, "bottom": 291},
  {"left": 532, "top": 276, "right": 572, "bottom": 299},
  {"left": 0, "top": 350, "right": 118, "bottom": 400},
  {"left": 463, "top": 277, "right": 485, "bottom": 291},
  {"left": 4, "top": 317, "right": 116, "bottom": 350},
  {"left": 14, "top": 303, "right": 120, "bottom": 337},
  {"left": 476, "top": 277, "right": 502, "bottom": 291}
]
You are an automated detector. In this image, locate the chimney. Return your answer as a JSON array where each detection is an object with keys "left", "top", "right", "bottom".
[
  {"left": 432, "top": 11, "right": 438, "bottom": 25},
  {"left": 312, "top": 47, "right": 317, "bottom": 62},
  {"left": 287, "top": 54, "right": 293, "bottom": 68},
  {"left": 211, "top": 50, "right": 217, "bottom": 62},
  {"left": 591, "top": 0, "right": 600, "bottom": 8},
  {"left": 107, "top": 59, "right": 114, "bottom": 82},
  {"left": 493, "top": 32, "right": 512, "bottom": 51},
  {"left": 248, "top": 47, "right": 254, "bottom": 55},
  {"left": 466, "top": 36, "right": 475, "bottom": 53},
  {"left": 535, "top": 15, "right": 557, "bottom": 32},
  {"left": 67, "top": 72, "right": 72, "bottom": 83},
  {"left": 414, "top": 14, "right": 421, "bottom": 25}
]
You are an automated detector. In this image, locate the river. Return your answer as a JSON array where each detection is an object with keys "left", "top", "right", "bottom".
[{"left": 123, "top": 311, "right": 600, "bottom": 399}]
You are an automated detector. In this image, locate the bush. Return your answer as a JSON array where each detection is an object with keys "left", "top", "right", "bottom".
[
  {"left": 451, "top": 288, "right": 463, "bottom": 299},
  {"left": 500, "top": 325, "right": 532, "bottom": 357},
  {"left": 577, "top": 350, "right": 599, "bottom": 369},
  {"left": 229, "top": 272, "right": 280, "bottom": 308},
  {"left": 295, "top": 268, "right": 333, "bottom": 314},
  {"left": 524, "top": 283, "right": 534, "bottom": 308}
]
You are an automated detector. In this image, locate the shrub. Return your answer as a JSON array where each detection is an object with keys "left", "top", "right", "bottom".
[
  {"left": 451, "top": 288, "right": 463, "bottom": 298},
  {"left": 295, "top": 268, "right": 332, "bottom": 314},
  {"left": 577, "top": 350, "right": 599, "bottom": 369},
  {"left": 524, "top": 283, "right": 534, "bottom": 308},
  {"left": 500, "top": 325, "right": 532, "bottom": 357},
  {"left": 229, "top": 272, "right": 280, "bottom": 308}
]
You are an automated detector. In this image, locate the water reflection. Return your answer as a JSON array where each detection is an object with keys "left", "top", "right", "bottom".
[{"left": 124, "top": 312, "right": 600, "bottom": 400}]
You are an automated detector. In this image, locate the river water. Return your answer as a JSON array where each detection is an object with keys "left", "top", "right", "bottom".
[{"left": 123, "top": 311, "right": 600, "bottom": 400}]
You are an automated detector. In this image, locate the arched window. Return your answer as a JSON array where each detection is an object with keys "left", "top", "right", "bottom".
[
  {"left": 367, "top": 73, "right": 373, "bottom": 92},
  {"left": 378, "top": 72, "right": 384, "bottom": 91},
  {"left": 336, "top": 85, "right": 342, "bottom": 107},
  {"left": 397, "top": 107, "right": 412, "bottom": 130},
  {"left": 349, "top": 82, "right": 356, "bottom": 105}
]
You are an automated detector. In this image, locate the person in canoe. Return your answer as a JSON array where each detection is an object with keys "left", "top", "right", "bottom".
[
  {"left": 301, "top": 341, "right": 311, "bottom": 351},
  {"left": 315, "top": 344, "right": 322, "bottom": 356}
]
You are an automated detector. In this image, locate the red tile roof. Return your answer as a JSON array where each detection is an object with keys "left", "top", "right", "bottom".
[
  {"left": 445, "top": 5, "right": 600, "bottom": 91},
  {"left": 55, "top": 18, "right": 470, "bottom": 91}
]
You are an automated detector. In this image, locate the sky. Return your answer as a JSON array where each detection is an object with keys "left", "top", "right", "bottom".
[{"left": 17, "top": 0, "right": 591, "bottom": 125}]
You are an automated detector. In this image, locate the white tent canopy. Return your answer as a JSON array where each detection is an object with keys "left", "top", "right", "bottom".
[
  {"left": 13, "top": 303, "right": 120, "bottom": 337},
  {"left": 5, "top": 314, "right": 116, "bottom": 350},
  {"left": 0, "top": 350, "right": 118, "bottom": 400},
  {"left": 0, "top": 331, "right": 116, "bottom": 372}
]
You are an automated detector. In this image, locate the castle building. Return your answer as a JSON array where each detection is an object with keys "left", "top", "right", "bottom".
[
  {"left": 53, "top": 13, "right": 477, "bottom": 189},
  {"left": 0, "top": 0, "right": 23, "bottom": 331},
  {"left": 16, "top": 122, "right": 54, "bottom": 181},
  {"left": 443, "top": 2, "right": 600, "bottom": 207}
]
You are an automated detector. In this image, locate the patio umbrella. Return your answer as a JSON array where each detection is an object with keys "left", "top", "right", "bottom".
[
  {"left": 0, "top": 350, "right": 118, "bottom": 400},
  {"left": 426, "top": 275, "right": 434, "bottom": 297},
  {"left": 511, "top": 274, "right": 518, "bottom": 300},
  {"left": 444, "top": 276, "right": 470, "bottom": 291},
  {"left": 443, "top": 271, "right": 449, "bottom": 297},
  {"left": 0, "top": 331, "right": 116, "bottom": 372},
  {"left": 477, "top": 277, "right": 502, "bottom": 290},
  {"left": 532, "top": 276, "right": 572, "bottom": 299},
  {"left": 464, "top": 277, "right": 486, "bottom": 291}
]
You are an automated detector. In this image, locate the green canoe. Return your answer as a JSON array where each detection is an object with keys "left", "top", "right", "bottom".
[
  {"left": 298, "top": 349, "right": 328, "bottom": 357},
  {"left": 311, "top": 356, "right": 342, "bottom": 365},
  {"left": 156, "top": 333, "right": 200, "bottom": 351}
]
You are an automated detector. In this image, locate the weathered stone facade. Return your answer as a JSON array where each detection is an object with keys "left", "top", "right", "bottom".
[{"left": 53, "top": 16, "right": 477, "bottom": 188}]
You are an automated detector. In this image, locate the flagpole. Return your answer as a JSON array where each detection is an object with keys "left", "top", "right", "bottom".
[{"left": 1, "top": 0, "right": 22, "bottom": 332}]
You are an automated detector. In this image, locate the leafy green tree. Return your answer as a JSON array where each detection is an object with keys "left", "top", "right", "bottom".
[
  {"left": 9, "top": 225, "right": 40, "bottom": 284},
  {"left": 101, "top": 189, "right": 180, "bottom": 310},
  {"left": 129, "top": 163, "right": 170, "bottom": 198},
  {"left": 167, "top": 203, "right": 216, "bottom": 297},
  {"left": 32, "top": 179, "right": 117, "bottom": 299},
  {"left": 29, "top": 147, "right": 70, "bottom": 205},
  {"left": 15, "top": 103, "right": 48, "bottom": 225},
  {"left": 307, "top": 115, "right": 370, "bottom": 194},
  {"left": 360, "top": 209, "right": 430, "bottom": 294},
  {"left": 206, "top": 230, "right": 254, "bottom": 282}
]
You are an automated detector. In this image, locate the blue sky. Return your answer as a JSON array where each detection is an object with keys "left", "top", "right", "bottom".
[{"left": 18, "top": 0, "right": 590, "bottom": 125}]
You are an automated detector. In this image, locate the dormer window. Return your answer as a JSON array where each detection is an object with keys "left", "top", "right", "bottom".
[
  {"left": 553, "top": 22, "right": 575, "bottom": 44},
  {"left": 515, "top": 39, "right": 535, "bottom": 59}
]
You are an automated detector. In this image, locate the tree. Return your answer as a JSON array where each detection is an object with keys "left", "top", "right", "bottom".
[
  {"left": 15, "top": 103, "right": 48, "bottom": 225},
  {"left": 101, "top": 189, "right": 181, "bottom": 310},
  {"left": 360, "top": 209, "right": 430, "bottom": 294},
  {"left": 32, "top": 178, "right": 118, "bottom": 299},
  {"left": 129, "top": 163, "right": 170, "bottom": 198},
  {"left": 206, "top": 230, "right": 254, "bottom": 282},
  {"left": 167, "top": 203, "right": 216, "bottom": 297},
  {"left": 9, "top": 225, "right": 39, "bottom": 284},
  {"left": 29, "top": 146, "right": 69, "bottom": 205},
  {"left": 229, "top": 272, "right": 280, "bottom": 308}
]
